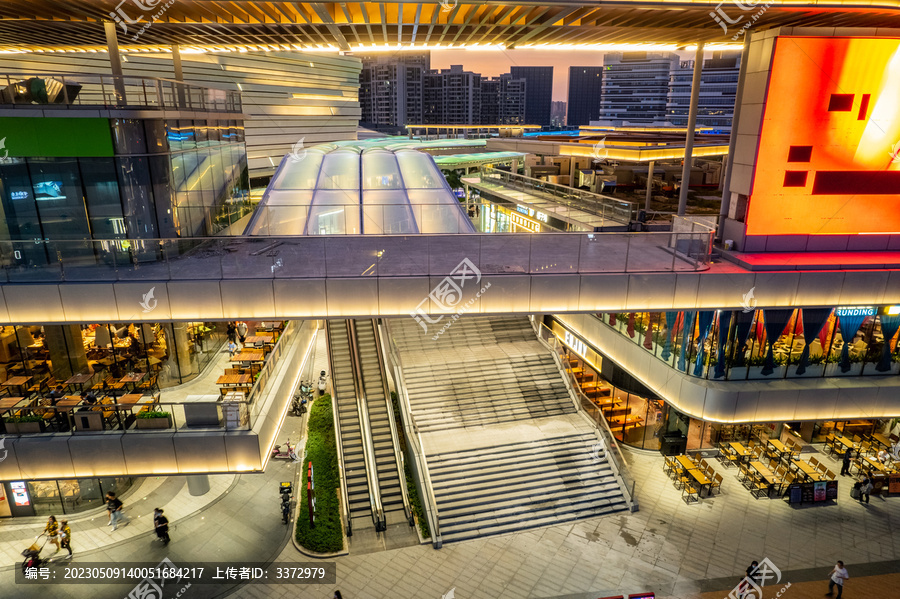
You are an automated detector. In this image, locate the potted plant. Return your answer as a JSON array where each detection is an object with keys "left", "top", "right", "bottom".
[
  {"left": 136, "top": 410, "right": 172, "bottom": 430},
  {"left": 4, "top": 414, "right": 45, "bottom": 434}
]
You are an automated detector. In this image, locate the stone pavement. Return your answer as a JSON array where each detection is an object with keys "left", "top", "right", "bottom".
[{"left": 4, "top": 327, "right": 900, "bottom": 599}]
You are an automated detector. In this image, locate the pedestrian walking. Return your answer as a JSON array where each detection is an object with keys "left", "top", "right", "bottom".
[
  {"left": 841, "top": 448, "right": 852, "bottom": 476},
  {"left": 106, "top": 491, "right": 126, "bottom": 530},
  {"left": 44, "top": 515, "right": 60, "bottom": 552},
  {"left": 236, "top": 321, "right": 248, "bottom": 345},
  {"left": 227, "top": 340, "right": 238, "bottom": 356},
  {"left": 333, "top": 592, "right": 343, "bottom": 599},
  {"left": 826, "top": 560, "right": 849, "bottom": 598},
  {"left": 59, "top": 520, "right": 73, "bottom": 558},
  {"left": 226, "top": 322, "right": 237, "bottom": 344},
  {"left": 153, "top": 508, "right": 170, "bottom": 544},
  {"left": 858, "top": 475, "right": 872, "bottom": 504}
]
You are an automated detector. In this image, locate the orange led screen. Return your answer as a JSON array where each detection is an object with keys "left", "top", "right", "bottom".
[{"left": 746, "top": 37, "right": 900, "bottom": 236}]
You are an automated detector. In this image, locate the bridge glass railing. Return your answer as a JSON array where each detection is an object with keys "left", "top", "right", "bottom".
[
  {"left": 0, "top": 73, "right": 242, "bottom": 113},
  {"left": 476, "top": 167, "right": 640, "bottom": 224},
  {"left": 0, "top": 230, "right": 712, "bottom": 283}
]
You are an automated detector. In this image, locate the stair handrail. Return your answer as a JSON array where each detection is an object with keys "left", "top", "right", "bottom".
[
  {"left": 381, "top": 320, "right": 442, "bottom": 548},
  {"left": 369, "top": 319, "right": 414, "bottom": 526},
  {"left": 530, "top": 317, "right": 638, "bottom": 512},
  {"left": 324, "top": 320, "right": 353, "bottom": 538},
  {"left": 347, "top": 320, "right": 386, "bottom": 532}
]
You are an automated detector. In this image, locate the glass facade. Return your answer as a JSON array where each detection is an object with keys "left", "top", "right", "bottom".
[
  {"left": 598, "top": 307, "right": 900, "bottom": 381},
  {"left": 24, "top": 477, "right": 134, "bottom": 517},
  {"left": 0, "top": 118, "right": 249, "bottom": 247}
]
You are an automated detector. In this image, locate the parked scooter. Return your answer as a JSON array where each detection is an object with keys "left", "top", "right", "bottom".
[
  {"left": 271, "top": 439, "right": 299, "bottom": 461},
  {"left": 317, "top": 370, "right": 327, "bottom": 396},
  {"left": 279, "top": 482, "right": 293, "bottom": 524}
]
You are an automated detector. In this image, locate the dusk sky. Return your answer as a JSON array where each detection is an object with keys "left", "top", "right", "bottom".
[{"left": 431, "top": 49, "right": 604, "bottom": 103}]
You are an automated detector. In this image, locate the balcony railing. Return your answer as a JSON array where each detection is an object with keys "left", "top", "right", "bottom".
[
  {"left": 0, "top": 230, "right": 713, "bottom": 285},
  {"left": 0, "top": 73, "right": 242, "bottom": 113}
]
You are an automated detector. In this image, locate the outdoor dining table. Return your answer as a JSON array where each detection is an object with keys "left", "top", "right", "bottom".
[
  {"left": 119, "top": 372, "right": 146, "bottom": 391},
  {"left": 795, "top": 460, "right": 825, "bottom": 481},
  {"left": 749, "top": 461, "right": 778, "bottom": 495},
  {"left": 833, "top": 435, "right": 859, "bottom": 454},
  {"left": 871, "top": 433, "right": 892, "bottom": 449},
  {"left": 242, "top": 335, "right": 267, "bottom": 347},
  {"left": 862, "top": 456, "right": 889, "bottom": 474},
  {"left": 64, "top": 373, "right": 94, "bottom": 392},
  {"left": 767, "top": 438, "right": 789, "bottom": 458},
  {"left": 729, "top": 442, "right": 751, "bottom": 462},
  {"left": 675, "top": 455, "right": 712, "bottom": 496},
  {"left": 0, "top": 397, "right": 27, "bottom": 420},
  {"left": 2, "top": 376, "right": 32, "bottom": 396},
  {"left": 231, "top": 351, "right": 264, "bottom": 364}
]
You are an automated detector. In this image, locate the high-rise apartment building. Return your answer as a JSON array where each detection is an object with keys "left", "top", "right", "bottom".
[
  {"left": 567, "top": 66, "right": 603, "bottom": 127},
  {"left": 498, "top": 74, "right": 527, "bottom": 125},
  {"left": 597, "top": 52, "right": 678, "bottom": 125},
  {"left": 424, "top": 65, "right": 481, "bottom": 124},
  {"left": 667, "top": 52, "right": 741, "bottom": 131},
  {"left": 509, "top": 66, "right": 553, "bottom": 126},
  {"left": 358, "top": 52, "right": 430, "bottom": 131},
  {"left": 479, "top": 77, "right": 500, "bottom": 124}
]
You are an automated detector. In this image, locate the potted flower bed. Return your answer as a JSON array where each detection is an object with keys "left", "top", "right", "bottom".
[
  {"left": 135, "top": 410, "right": 172, "bottom": 429},
  {"left": 4, "top": 414, "right": 46, "bottom": 434}
]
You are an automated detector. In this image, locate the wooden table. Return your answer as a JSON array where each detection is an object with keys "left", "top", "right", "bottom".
[
  {"left": 55, "top": 396, "right": 84, "bottom": 412},
  {"left": 749, "top": 461, "right": 778, "bottom": 496},
  {"left": 871, "top": 433, "right": 892, "bottom": 449},
  {"left": 64, "top": 373, "right": 94, "bottom": 391},
  {"left": 729, "top": 442, "right": 751, "bottom": 461},
  {"left": 795, "top": 460, "right": 824, "bottom": 481},
  {"left": 217, "top": 374, "right": 252, "bottom": 387},
  {"left": 593, "top": 397, "right": 621, "bottom": 409},
  {"left": 2, "top": 376, "right": 32, "bottom": 395},
  {"left": 606, "top": 414, "right": 643, "bottom": 431},
  {"left": 675, "top": 455, "right": 711, "bottom": 496},
  {"left": 0, "top": 396, "right": 26, "bottom": 417},
  {"left": 767, "top": 438, "right": 789, "bottom": 458},
  {"left": 242, "top": 335, "right": 266, "bottom": 347},
  {"left": 833, "top": 435, "right": 859, "bottom": 453},
  {"left": 862, "top": 456, "right": 888, "bottom": 474},
  {"left": 231, "top": 351, "right": 264, "bottom": 363}
]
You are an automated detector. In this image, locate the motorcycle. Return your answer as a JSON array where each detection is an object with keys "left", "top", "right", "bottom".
[
  {"left": 279, "top": 483, "right": 293, "bottom": 524},
  {"left": 291, "top": 393, "right": 308, "bottom": 416},
  {"left": 317, "top": 370, "right": 327, "bottom": 396}
]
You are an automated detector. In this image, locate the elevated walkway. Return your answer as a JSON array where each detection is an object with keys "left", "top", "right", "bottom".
[{"left": 388, "top": 316, "right": 628, "bottom": 543}]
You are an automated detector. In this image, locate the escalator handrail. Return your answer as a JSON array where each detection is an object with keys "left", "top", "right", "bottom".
[
  {"left": 346, "top": 320, "right": 386, "bottom": 531},
  {"left": 324, "top": 320, "right": 353, "bottom": 538},
  {"left": 381, "top": 319, "right": 442, "bottom": 548},
  {"left": 369, "top": 319, "right": 414, "bottom": 524}
]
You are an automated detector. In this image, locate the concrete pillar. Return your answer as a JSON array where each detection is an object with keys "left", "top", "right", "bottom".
[
  {"left": 186, "top": 475, "right": 211, "bottom": 496},
  {"left": 45, "top": 325, "right": 89, "bottom": 380},
  {"left": 171, "top": 45, "right": 183, "bottom": 80},
  {"left": 568, "top": 157, "right": 577, "bottom": 187},
  {"left": 645, "top": 160, "right": 655, "bottom": 211},
  {"left": 719, "top": 35, "right": 751, "bottom": 231},
  {"left": 163, "top": 323, "right": 196, "bottom": 381},
  {"left": 511, "top": 159, "right": 519, "bottom": 175},
  {"left": 103, "top": 21, "right": 127, "bottom": 105},
  {"left": 678, "top": 42, "right": 705, "bottom": 216}
]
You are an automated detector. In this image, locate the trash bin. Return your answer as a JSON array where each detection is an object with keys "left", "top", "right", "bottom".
[{"left": 660, "top": 433, "right": 687, "bottom": 456}]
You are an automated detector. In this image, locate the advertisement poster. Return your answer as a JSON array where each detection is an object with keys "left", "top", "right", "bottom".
[
  {"left": 814, "top": 481, "right": 827, "bottom": 502},
  {"left": 11, "top": 481, "right": 30, "bottom": 507}
]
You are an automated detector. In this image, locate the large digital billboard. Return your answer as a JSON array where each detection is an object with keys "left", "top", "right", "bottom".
[{"left": 746, "top": 37, "right": 900, "bottom": 236}]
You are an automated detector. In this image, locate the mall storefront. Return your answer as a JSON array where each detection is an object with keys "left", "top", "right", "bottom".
[
  {"left": 546, "top": 316, "right": 898, "bottom": 453},
  {"left": 1, "top": 477, "right": 135, "bottom": 518}
]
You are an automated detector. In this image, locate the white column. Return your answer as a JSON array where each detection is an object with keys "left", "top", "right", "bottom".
[{"left": 720, "top": 35, "right": 751, "bottom": 228}]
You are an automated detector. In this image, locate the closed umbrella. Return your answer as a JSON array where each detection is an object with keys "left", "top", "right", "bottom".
[
  {"left": 693, "top": 311, "right": 716, "bottom": 376},
  {"left": 661, "top": 311, "right": 678, "bottom": 360},
  {"left": 714, "top": 311, "right": 733, "bottom": 379},
  {"left": 837, "top": 312, "right": 868, "bottom": 372},
  {"left": 678, "top": 311, "right": 696, "bottom": 372},
  {"left": 732, "top": 310, "right": 756, "bottom": 366}
]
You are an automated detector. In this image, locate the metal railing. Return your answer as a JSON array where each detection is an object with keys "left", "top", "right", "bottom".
[
  {"left": 372, "top": 319, "right": 414, "bottom": 527},
  {"left": 0, "top": 73, "right": 242, "bottom": 113},
  {"left": 478, "top": 166, "right": 640, "bottom": 224},
  {"left": 381, "top": 320, "right": 442, "bottom": 548},
  {"left": 347, "top": 320, "right": 386, "bottom": 532},
  {"left": 532, "top": 318, "right": 638, "bottom": 511},
  {"left": 0, "top": 230, "right": 713, "bottom": 285}
]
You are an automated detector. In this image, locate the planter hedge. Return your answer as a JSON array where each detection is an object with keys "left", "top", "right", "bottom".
[{"left": 295, "top": 394, "right": 343, "bottom": 553}]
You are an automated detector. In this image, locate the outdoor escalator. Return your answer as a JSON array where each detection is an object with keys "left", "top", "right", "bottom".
[
  {"left": 352, "top": 320, "right": 406, "bottom": 519},
  {"left": 326, "top": 321, "right": 374, "bottom": 529}
]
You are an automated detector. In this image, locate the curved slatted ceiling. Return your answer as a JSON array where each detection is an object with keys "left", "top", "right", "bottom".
[{"left": 1, "top": 1, "right": 899, "bottom": 51}]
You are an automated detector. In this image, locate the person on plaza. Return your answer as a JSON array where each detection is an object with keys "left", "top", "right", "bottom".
[
  {"left": 44, "top": 515, "right": 60, "bottom": 552},
  {"left": 106, "top": 491, "right": 126, "bottom": 530},
  {"left": 226, "top": 322, "right": 237, "bottom": 344},
  {"left": 59, "top": 520, "right": 73, "bottom": 558},
  {"left": 236, "top": 321, "right": 248, "bottom": 345},
  {"left": 877, "top": 448, "right": 889, "bottom": 464},
  {"left": 841, "top": 448, "right": 852, "bottom": 476},
  {"left": 333, "top": 592, "right": 343, "bottom": 599},
  {"left": 48, "top": 385, "right": 65, "bottom": 406},
  {"left": 826, "top": 560, "right": 849, "bottom": 598},
  {"left": 153, "top": 508, "right": 170, "bottom": 544},
  {"left": 858, "top": 474, "right": 873, "bottom": 504},
  {"left": 227, "top": 340, "right": 238, "bottom": 356}
]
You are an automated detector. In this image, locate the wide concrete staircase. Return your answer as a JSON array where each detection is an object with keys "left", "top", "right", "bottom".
[{"left": 389, "top": 315, "right": 629, "bottom": 543}]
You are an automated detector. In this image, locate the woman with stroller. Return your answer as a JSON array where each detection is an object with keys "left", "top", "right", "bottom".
[{"left": 44, "top": 515, "right": 60, "bottom": 553}]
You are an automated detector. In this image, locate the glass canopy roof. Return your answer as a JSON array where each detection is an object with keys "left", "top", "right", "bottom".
[{"left": 246, "top": 141, "right": 475, "bottom": 235}]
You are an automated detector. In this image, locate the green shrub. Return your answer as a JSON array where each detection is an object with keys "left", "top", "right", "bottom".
[
  {"left": 5, "top": 414, "right": 44, "bottom": 423},
  {"left": 295, "top": 394, "right": 343, "bottom": 553},
  {"left": 136, "top": 411, "right": 170, "bottom": 419}
]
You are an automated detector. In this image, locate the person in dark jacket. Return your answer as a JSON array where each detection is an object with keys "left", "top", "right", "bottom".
[
  {"left": 841, "top": 448, "right": 852, "bottom": 476},
  {"left": 153, "top": 508, "right": 170, "bottom": 544}
]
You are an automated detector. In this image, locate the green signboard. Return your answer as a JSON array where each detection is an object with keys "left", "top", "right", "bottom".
[{"left": 0, "top": 117, "right": 114, "bottom": 157}]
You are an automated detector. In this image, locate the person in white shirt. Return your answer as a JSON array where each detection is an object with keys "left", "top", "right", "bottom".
[{"left": 827, "top": 560, "right": 849, "bottom": 598}]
